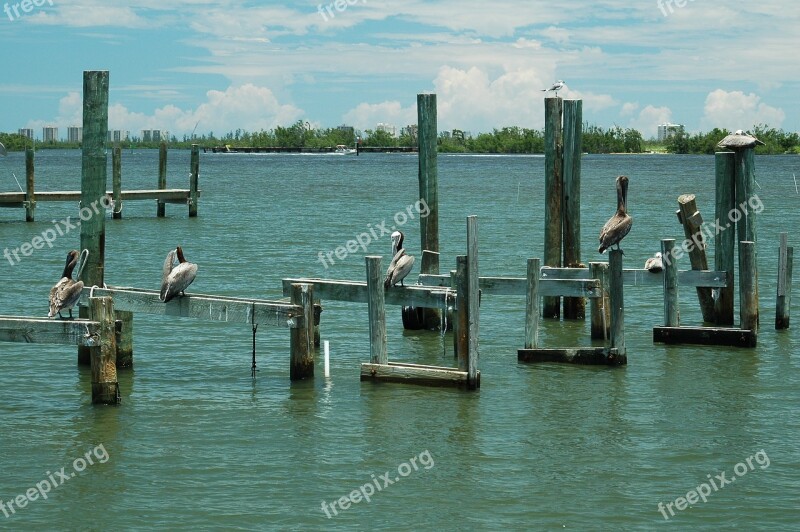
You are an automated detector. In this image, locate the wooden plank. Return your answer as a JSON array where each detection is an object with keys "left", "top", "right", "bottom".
[
  {"left": 589, "top": 262, "right": 610, "bottom": 340},
  {"left": 79, "top": 286, "right": 302, "bottom": 328},
  {"left": 676, "top": 194, "right": 715, "bottom": 322},
  {"left": 417, "top": 274, "right": 601, "bottom": 297},
  {"left": 467, "top": 216, "right": 479, "bottom": 389},
  {"left": 541, "top": 267, "right": 727, "bottom": 288},
  {"left": 517, "top": 347, "right": 624, "bottom": 366},
  {"left": 543, "top": 96, "right": 563, "bottom": 318},
  {"left": 289, "top": 284, "right": 314, "bottom": 380},
  {"left": 0, "top": 316, "right": 101, "bottom": 346},
  {"left": 281, "top": 278, "right": 454, "bottom": 308},
  {"left": 715, "top": 152, "right": 736, "bottom": 325},
  {"left": 455, "top": 256, "right": 468, "bottom": 367},
  {"left": 0, "top": 189, "right": 194, "bottom": 203},
  {"left": 366, "top": 257, "right": 387, "bottom": 365},
  {"left": 662, "top": 239, "right": 679, "bottom": 327},
  {"left": 562, "top": 99, "right": 584, "bottom": 320},
  {"left": 524, "top": 258, "right": 540, "bottom": 349},
  {"left": 25, "top": 147, "right": 35, "bottom": 221},
  {"left": 360, "top": 362, "right": 475, "bottom": 388},
  {"left": 89, "top": 296, "right": 119, "bottom": 404},
  {"left": 653, "top": 326, "right": 756, "bottom": 348},
  {"left": 739, "top": 241, "right": 758, "bottom": 337}
]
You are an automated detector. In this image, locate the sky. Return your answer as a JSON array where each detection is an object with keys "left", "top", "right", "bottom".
[{"left": 0, "top": 0, "right": 797, "bottom": 140}]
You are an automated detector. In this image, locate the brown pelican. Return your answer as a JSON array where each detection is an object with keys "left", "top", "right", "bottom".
[
  {"left": 598, "top": 175, "right": 633, "bottom": 254},
  {"left": 541, "top": 80, "right": 564, "bottom": 97},
  {"left": 644, "top": 252, "right": 664, "bottom": 273},
  {"left": 160, "top": 246, "right": 197, "bottom": 302},
  {"left": 717, "top": 130, "right": 765, "bottom": 151},
  {"left": 48, "top": 249, "right": 88, "bottom": 319},
  {"left": 384, "top": 231, "right": 415, "bottom": 289}
]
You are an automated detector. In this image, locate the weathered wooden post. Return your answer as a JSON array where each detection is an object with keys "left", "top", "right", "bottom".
[
  {"left": 714, "top": 152, "right": 736, "bottom": 325},
  {"left": 89, "top": 296, "right": 120, "bottom": 404},
  {"left": 454, "top": 258, "right": 468, "bottom": 362},
  {"left": 115, "top": 311, "right": 134, "bottom": 368},
  {"left": 739, "top": 241, "right": 758, "bottom": 339},
  {"left": 676, "top": 194, "right": 714, "bottom": 322},
  {"left": 25, "top": 147, "right": 35, "bottom": 222},
  {"left": 543, "top": 96, "right": 563, "bottom": 318},
  {"left": 366, "top": 256, "right": 388, "bottom": 365},
  {"left": 466, "top": 215, "right": 479, "bottom": 389},
  {"left": 112, "top": 144, "right": 122, "bottom": 219},
  {"left": 776, "top": 233, "right": 793, "bottom": 330},
  {"left": 589, "top": 262, "right": 610, "bottom": 339},
  {"left": 157, "top": 141, "right": 167, "bottom": 217},
  {"left": 415, "top": 93, "right": 440, "bottom": 329},
  {"left": 289, "top": 283, "right": 315, "bottom": 379},
  {"left": 562, "top": 99, "right": 584, "bottom": 319},
  {"left": 524, "top": 258, "right": 541, "bottom": 349},
  {"left": 609, "top": 249, "right": 625, "bottom": 356},
  {"left": 78, "top": 70, "right": 109, "bottom": 366},
  {"left": 189, "top": 144, "right": 199, "bottom": 217},
  {"left": 661, "top": 239, "right": 679, "bottom": 327},
  {"left": 734, "top": 148, "right": 758, "bottom": 326}
]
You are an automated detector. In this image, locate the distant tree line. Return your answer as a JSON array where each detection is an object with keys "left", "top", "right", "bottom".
[{"left": 3, "top": 122, "right": 798, "bottom": 154}]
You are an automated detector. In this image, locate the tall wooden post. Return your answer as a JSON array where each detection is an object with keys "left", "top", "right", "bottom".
[
  {"left": 543, "top": 97, "right": 563, "bottom": 318},
  {"left": 78, "top": 71, "right": 109, "bottom": 366},
  {"left": 289, "top": 283, "right": 315, "bottom": 379},
  {"left": 739, "top": 241, "right": 758, "bottom": 338},
  {"left": 189, "top": 144, "right": 199, "bottom": 217},
  {"left": 661, "top": 239, "right": 679, "bottom": 327},
  {"left": 115, "top": 311, "right": 134, "bottom": 368},
  {"left": 609, "top": 249, "right": 625, "bottom": 356},
  {"left": 524, "top": 258, "right": 541, "bottom": 349},
  {"left": 466, "top": 216, "right": 479, "bottom": 389},
  {"left": 714, "top": 152, "right": 736, "bottom": 325},
  {"left": 25, "top": 147, "right": 35, "bottom": 222},
  {"left": 734, "top": 148, "right": 758, "bottom": 323},
  {"left": 89, "top": 296, "right": 119, "bottom": 404},
  {"left": 366, "top": 257, "right": 388, "bottom": 365},
  {"left": 417, "top": 94, "right": 440, "bottom": 329},
  {"left": 454, "top": 257, "right": 468, "bottom": 364},
  {"left": 157, "top": 141, "right": 167, "bottom": 217},
  {"left": 776, "top": 233, "right": 792, "bottom": 330},
  {"left": 676, "top": 194, "right": 714, "bottom": 322},
  {"left": 112, "top": 144, "right": 122, "bottom": 219},
  {"left": 562, "top": 99, "right": 584, "bottom": 319},
  {"left": 589, "top": 262, "right": 610, "bottom": 339}
]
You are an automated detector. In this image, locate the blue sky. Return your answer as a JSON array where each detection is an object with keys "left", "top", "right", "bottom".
[{"left": 0, "top": 0, "right": 796, "bottom": 140}]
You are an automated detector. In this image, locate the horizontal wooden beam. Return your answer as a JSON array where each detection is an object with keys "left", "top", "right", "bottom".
[
  {"left": 0, "top": 189, "right": 198, "bottom": 204},
  {"left": 282, "top": 278, "right": 454, "bottom": 309},
  {"left": 541, "top": 267, "right": 727, "bottom": 288},
  {"left": 417, "top": 274, "right": 601, "bottom": 298},
  {"left": 80, "top": 286, "right": 303, "bottom": 328},
  {"left": 517, "top": 347, "right": 625, "bottom": 365},
  {"left": 0, "top": 316, "right": 101, "bottom": 346},
  {"left": 653, "top": 326, "right": 757, "bottom": 347},
  {"left": 360, "top": 362, "right": 478, "bottom": 388}
]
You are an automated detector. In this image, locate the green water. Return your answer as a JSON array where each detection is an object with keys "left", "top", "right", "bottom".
[{"left": 1, "top": 150, "right": 798, "bottom": 530}]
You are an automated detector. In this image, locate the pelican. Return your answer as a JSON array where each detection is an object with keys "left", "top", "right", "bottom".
[
  {"left": 160, "top": 246, "right": 197, "bottom": 302},
  {"left": 717, "top": 130, "right": 765, "bottom": 151},
  {"left": 384, "top": 231, "right": 415, "bottom": 289},
  {"left": 644, "top": 252, "right": 664, "bottom": 273},
  {"left": 541, "top": 80, "right": 565, "bottom": 97},
  {"left": 598, "top": 175, "right": 633, "bottom": 254},
  {"left": 48, "top": 249, "right": 88, "bottom": 319}
]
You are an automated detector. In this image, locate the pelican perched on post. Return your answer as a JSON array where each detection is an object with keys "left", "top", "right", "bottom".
[
  {"left": 598, "top": 175, "right": 633, "bottom": 254},
  {"left": 717, "top": 130, "right": 765, "bottom": 151},
  {"left": 384, "top": 231, "right": 415, "bottom": 289},
  {"left": 48, "top": 249, "right": 88, "bottom": 319},
  {"left": 644, "top": 252, "right": 664, "bottom": 273},
  {"left": 160, "top": 246, "right": 197, "bottom": 302}
]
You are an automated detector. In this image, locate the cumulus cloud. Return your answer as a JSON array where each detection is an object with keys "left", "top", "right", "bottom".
[
  {"left": 342, "top": 101, "right": 417, "bottom": 133},
  {"left": 701, "top": 90, "right": 785, "bottom": 130},
  {"left": 626, "top": 105, "right": 672, "bottom": 138}
]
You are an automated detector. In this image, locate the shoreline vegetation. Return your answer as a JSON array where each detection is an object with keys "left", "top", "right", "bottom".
[{"left": 2, "top": 122, "right": 798, "bottom": 155}]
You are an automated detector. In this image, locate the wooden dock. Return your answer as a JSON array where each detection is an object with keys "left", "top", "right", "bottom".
[{"left": 204, "top": 145, "right": 416, "bottom": 154}]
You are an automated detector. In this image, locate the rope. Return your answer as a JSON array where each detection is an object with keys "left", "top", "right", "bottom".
[
  {"left": 251, "top": 321, "right": 258, "bottom": 378},
  {"left": 440, "top": 287, "right": 451, "bottom": 357},
  {"left": 11, "top": 172, "right": 23, "bottom": 192}
]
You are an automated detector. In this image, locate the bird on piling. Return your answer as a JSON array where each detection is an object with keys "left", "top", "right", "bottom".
[
  {"left": 384, "top": 231, "right": 415, "bottom": 289},
  {"left": 598, "top": 175, "right": 633, "bottom": 254},
  {"left": 717, "top": 130, "right": 765, "bottom": 151},
  {"left": 644, "top": 252, "right": 664, "bottom": 273},
  {"left": 541, "top": 80, "right": 565, "bottom": 97},
  {"left": 48, "top": 249, "right": 88, "bottom": 319},
  {"left": 160, "top": 246, "right": 198, "bottom": 302}
]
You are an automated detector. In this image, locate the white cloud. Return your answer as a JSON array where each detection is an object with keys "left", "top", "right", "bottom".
[
  {"left": 627, "top": 105, "right": 672, "bottom": 138},
  {"left": 342, "top": 101, "right": 417, "bottom": 133},
  {"left": 701, "top": 90, "right": 785, "bottom": 130}
]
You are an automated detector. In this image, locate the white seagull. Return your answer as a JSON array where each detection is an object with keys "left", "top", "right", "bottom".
[{"left": 541, "top": 80, "right": 565, "bottom": 97}]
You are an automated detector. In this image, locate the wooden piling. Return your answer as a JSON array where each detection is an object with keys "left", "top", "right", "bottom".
[
  {"left": 524, "top": 258, "right": 540, "bottom": 349},
  {"left": 25, "top": 147, "right": 35, "bottom": 222},
  {"left": 189, "top": 144, "right": 199, "bottom": 217},
  {"left": 676, "top": 194, "right": 715, "bottom": 322},
  {"left": 589, "top": 262, "right": 610, "bottom": 339},
  {"left": 562, "top": 99, "right": 584, "bottom": 320},
  {"left": 543, "top": 96, "right": 563, "bottom": 318},
  {"left": 714, "top": 152, "right": 736, "bottom": 325},
  {"left": 89, "top": 296, "right": 119, "bottom": 404},
  {"left": 776, "top": 233, "right": 792, "bottom": 329},
  {"left": 289, "top": 283, "right": 315, "bottom": 380},
  {"left": 115, "top": 310, "right": 133, "bottom": 368},
  {"left": 609, "top": 249, "right": 625, "bottom": 356},
  {"left": 421, "top": 250, "right": 441, "bottom": 329},
  {"left": 416, "top": 94, "right": 440, "bottom": 330},
  {"left": 661, "top": 239, "right": 680, "bottom": 327},
  {"left": 112, "top": 145, "right": 122, "bottom": 219},
  {"left": 739, "top": 241, "right": 758, "bottom": 337},
  {"left": 466, "top": 215, "right": 479, "bottom": 389},
  {"left": 366, "top": 257, "right": 388, "bottom": 365},
  {"left": 454, "top": 257, "right": 468, "bottom": 364},
  {"left": 157, "top": 141, "right": 167, "bottom": 217},
  {"left": 734, "top": 148, "right": 757, "bottom": 245}
]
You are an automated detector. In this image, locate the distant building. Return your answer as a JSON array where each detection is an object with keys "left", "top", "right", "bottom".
[
  {"left": 376, "top": 123, "right": 397, "bottom": 137},
  {"left": 142, "top": 129, "right": 164, "bottom": 143},
  {"left": 337, "top": 124, "right": 355, "bottom": 137},
  {"left": 43, "top": 126, "right": 59, "bottom": 142},
  {"left": 18, "top": 128, "right": 33, "bottom": 140},
  {"left": 657, "top": 123, "right": 685, "bottom": 142},
  {"left": 107, "top": 129, "right": 129, "bottom": 143},
  {"left": 451, "top": 129, "right": 466, "bottom": 141},
  {"left": 68, "top": 126, "right": 83, "bottom": 143},
  {"left": 401, "top": 124, "right": 418, "bottom": 141}
]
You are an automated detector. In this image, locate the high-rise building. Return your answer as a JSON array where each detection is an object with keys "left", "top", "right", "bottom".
[
  {"left": 376, "top": 123, "right": 397, "bottom": 137},
  {"left": 43, "top": 126, "right": 59, "bottom": 142},
  {"left": 18, "top": 128, "right": 34, "bottom": 140},
  {"left": 657, "top": 123, "right": 685, "bottom": 142},
  {"left": 68, "top": 126, "right": 83, "bottom": 143},
  {"left": 107, "top": 130, "right": 129, "bottom": 143}
]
